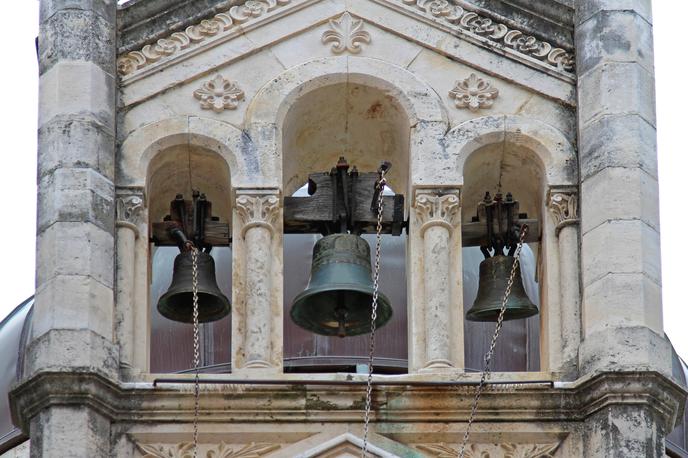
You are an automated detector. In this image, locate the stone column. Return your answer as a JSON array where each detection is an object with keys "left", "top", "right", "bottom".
[
  {"left": 115, "top": 190, "right": 145, "bottom": 376},
  {"left": 414, "top": 190, "right": 461, "bottom": 370},
  {"left": 576, "top": 0, "right": 669, "bottom": 377},
  {"left": 18, "top": 0, "right": 118, "bottom": 454},
  {"left": 547, "top": 189, "right": 581, "bottom": 376},
  {"left": 234, "top": 191, "right": 282, "bottom": 370}
]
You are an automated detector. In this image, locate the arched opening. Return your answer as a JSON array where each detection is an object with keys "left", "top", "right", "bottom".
[
  {"left": 281, "top": 81, "right": 411, "bottom": 373},
  {"left": 462, "top": 142, "right": 544, "bottom": 372},
  {"left": 147, "top": 144, "right": 233, "bottom": 373}
]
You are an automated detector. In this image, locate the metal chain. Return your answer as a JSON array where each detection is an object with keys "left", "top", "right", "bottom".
[
  {"left": 190, "top": 246, "right": 201, "bottom": 458},
  {"left": 458, "top": 225, "right": 529, "bottom": 458},
  {"left": 361, "top": 169, "right": 387, "bottom": 458}
]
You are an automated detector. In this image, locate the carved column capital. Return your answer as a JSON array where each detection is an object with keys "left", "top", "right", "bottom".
[
  {"left": 235, "top": 190, "right": 280, "bottom": 239},
  {"left": 547, "top": 189, "right": 578, "bottom": 236},
  {"left": 116, "top": 188, "right": 145, "bottom": 236},
  {"left": 413, "top": 189, "right": 461, "bottom": 236}
]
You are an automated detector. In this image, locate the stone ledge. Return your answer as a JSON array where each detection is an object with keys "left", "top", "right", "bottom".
[{"left": 10, "top": 370, "right": 686, "bottom": 436}]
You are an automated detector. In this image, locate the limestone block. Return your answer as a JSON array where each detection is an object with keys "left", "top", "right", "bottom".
[
  {"left": 29, "top": 406, "right": 111, "bottom": 457},
  {"left": 581, "top": 167, "right": 659, "bottom": 234},
  {"left": 578, "top": 61, "right": 656, "bottom": 128},
  {"left": 579, "top": 326, "right": 671, "bottom": 375},
  {"left": 579, "top": 114, "right": 657, "bottom": 180},
  {"left": 37, "top": 168, "right": 114, "bottom": 233},
  {"left": 36, "top": 222, "right": 114, "bottom": 288},
  {"left": 576, "top": 10, "right": 654, "bottom": 76},
  {"left": 38, "top": 116, "right": 115, "bottom": 180},
  {"left": 583, "top": 405, "right": 667, "bottom": 457},
  {"left": 38, "top": 9, "right": 115, "bottom": 75},
  {"left": 40, "top": 0, "right": 116, "bottom": 24},
  {"left": 39, "top": 61, "right": 115, "bottom": 130},
  {"left": 581, "top": 220, "right": 661, "bottom": 287},
  {"left": 583, "top": 273, "right": 662, "bottom": 336},
  {"left": 24, "top": 329, "right": 119, "bottom": 378},
  {"left": 577, "top": 0, "right": 652, "bottom": 26},
  {"left": 32, "top": 274, "right": 114, "bottom": 340},
  {"left": 410, "top": 121, "right": 459, "bottom": 187}
]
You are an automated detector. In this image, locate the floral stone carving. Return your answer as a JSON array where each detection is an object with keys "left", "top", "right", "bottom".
[
  {"left": 449, "top": 73, "right": 499, "bottom": 111},
  {"left": 417, "top": 442, "right": 561, "bottom": 458},
  {"left": 321, "top": 12, "right": 371, "bottom": 54},
  {"left": 136, "top": 442, "right": 280, "bottom": 458},
  {"left": 193, "top": 75, "right": 245, "bottom": 112},
  {"left": 548, "top": 191, "right": 578, "bottom": 235}
]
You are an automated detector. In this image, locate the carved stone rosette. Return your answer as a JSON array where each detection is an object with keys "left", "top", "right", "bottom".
[
  {"left": 548, "top": 190, "right": 578, "bottom": 236},
  {"left": 116, "top": 188, "right": 145, "bottom": 236},
  {"left": 193, "top": 74, "right": 245, "bottom": 112},
  {"left": 449, "top": 73, "right": 499, "bottom": 111}
]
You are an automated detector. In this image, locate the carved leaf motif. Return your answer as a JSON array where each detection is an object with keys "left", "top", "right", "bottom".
[
  {"left": 207, "top": 442, "right": 280, "bottom": 458},
  {"left": 449, "top": 74, "right": 499, "bottom": 111},
  {"left": 137, "top": 442, "right": 195, "bottom": 458},
  {"left": 193, "top": 74, "right": 245, "bottom": 112},
  {"left": 416, "top": 443, "right": 560, "bottom": 458},
  {"left": 321, "top": 12, "right": 371, "bottom": 54}
]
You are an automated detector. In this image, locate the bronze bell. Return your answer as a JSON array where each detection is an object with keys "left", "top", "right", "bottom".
[
  {"left": 290, "top": 233, "right": 393, "bottom": 337},
  {"left": 466, "top": 255, "right": 538, "bottom": 322},
  {"left": 157, "top": 251, "right": 231, "bottom": 323}
]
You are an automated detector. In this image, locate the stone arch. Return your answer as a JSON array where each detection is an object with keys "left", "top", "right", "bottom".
[
  {"left": 118, "top": 116, "right": 267, "bottom": 191},
  {"left": 244, "top": 55, "right": 451, "bottom": 192},
  {"left": 447, "top": 115, "right": 578, "bottom": 373}
]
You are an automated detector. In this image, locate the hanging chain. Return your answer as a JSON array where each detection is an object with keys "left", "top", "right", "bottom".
[
  {"left": 190, "top": 246, "right": 201, "bottom": 458},
  {"left": 458, "top": 224, "right": 529, "bottom": 458},
  {"left": 361, "top": 169, "right": 387, "bottom": 458}
]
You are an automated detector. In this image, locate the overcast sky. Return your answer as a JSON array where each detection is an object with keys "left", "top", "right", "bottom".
[{"left": 0, "top": 2, "right": 686, "bottom": 360}]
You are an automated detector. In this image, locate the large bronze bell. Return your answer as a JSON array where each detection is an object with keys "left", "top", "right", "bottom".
[
  {"left": 465, "top": 255, "right": 538, "bottom": 322},
  {"left": 157, "top": 251, "right": 231, "bottom": 323},
  {"left": 290, "top": 234, "right": 393, "bottom": 337}
]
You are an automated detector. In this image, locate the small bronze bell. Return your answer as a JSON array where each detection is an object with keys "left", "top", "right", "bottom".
[
  {"left": 465, "top": 255, "right": 538, "bottom": 322},
  {"left": 290, "top": 233, "right": 393, "bottom": 337},
  {"left": 157, "top": 251, "right": 231, "bottom": 323}
]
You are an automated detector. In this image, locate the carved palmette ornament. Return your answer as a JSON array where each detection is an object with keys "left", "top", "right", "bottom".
[
  {"left": 548, "top": 191, "right": 578, "bottom": 235},
  {"left": 321, "top": 12, "right": 371, "bottom": 54},
  {"left": 235, "top": 194, "right": 280, "bottom": 238},
  {"left": 136, "top": 442, "right": 280, "bottom": 458},
  {"left": 414, "top": 191, "right": 460, "bottom": 234},
  {"left": 417, "top": 442, "right": 561, "bottom": 458}
]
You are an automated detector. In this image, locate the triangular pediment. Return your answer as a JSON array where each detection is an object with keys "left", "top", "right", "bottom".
[{"left": 117, "top": 0, "right": 575, "bottom": 93}]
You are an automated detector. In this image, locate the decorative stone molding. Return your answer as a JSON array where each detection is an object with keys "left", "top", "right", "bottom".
[
  {"left": 398, "top": 0, "right": 574, "bottom": 74},
  {"left": 116, "top": 191, "right": 145, "bottom": 235},
  {"left": 136, "top": 442, "right": 280, "bottom": 458},
  {"left": 193, "top": 74, "right": 245, "bottom": 112},
  {"left": 235, "top": 193, "right": 280, "bottom": 238},
  {"left": 548, "top": 190, "right": 578, "bottom": 236},
  {"left": 117, "top": 0, "right": 292, "bottom": 76},
  {"left": 321, "top": 12, "right": 371, "bottom": 54},
  {"left": 416, "top": 442, "right": 561, "bottom": 458},
  {"left": 414, "top": 190, "right": 461, "bottom": 236},
  {"left": 449, "top": 73, "right": 499, "bottom": 111}
]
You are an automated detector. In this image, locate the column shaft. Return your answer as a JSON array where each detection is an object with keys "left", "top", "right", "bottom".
[
  {"left": 244, "top": 226, "right": 273, "bottom": 367},
  {"left": 423, "top": 225, "right": 452, "bottom": 367}
]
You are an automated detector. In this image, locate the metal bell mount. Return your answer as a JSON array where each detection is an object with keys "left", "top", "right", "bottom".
[
  {"left": 465, "top": 191, "right": 538, "bottom": 322},
  {"left": 153, "top": 192, "right": 231, "bottom": 324}
]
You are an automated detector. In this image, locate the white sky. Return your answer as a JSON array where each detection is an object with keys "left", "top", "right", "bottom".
[{"left": 0, "top": 2, "right": 686, "bottom": 359}]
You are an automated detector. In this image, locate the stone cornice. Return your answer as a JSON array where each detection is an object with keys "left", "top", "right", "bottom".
[
  {"left": 10, "top": 371, "right": 686, "bottom": 434},
  {"left": 117, "top": 0, "right": 575, "bottom": 82}
]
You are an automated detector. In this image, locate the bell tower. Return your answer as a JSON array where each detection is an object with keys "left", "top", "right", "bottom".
[{"left": 6, "top": 0, "right": 687, "bottom": 457}]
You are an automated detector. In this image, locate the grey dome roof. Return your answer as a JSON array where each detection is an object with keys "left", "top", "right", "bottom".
[{"left": 0, "top": 297, "right": 32, "bottom": 453}]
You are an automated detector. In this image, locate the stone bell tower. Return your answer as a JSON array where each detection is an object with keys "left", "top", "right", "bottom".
[{"left": 6, "top": 0, "right": 687, "bottom": 457}]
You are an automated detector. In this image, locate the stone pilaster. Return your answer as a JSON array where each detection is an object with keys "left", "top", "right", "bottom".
[
  {"left": 413, "top": 189, "right": 462, "bottom": 370},
  {"left": 575, "top": 0, "right": 669, "bottom": 378},
  {"left": 547, "top": 189, "right": 581, "bottom": 376},
  {"left": 233, "top": 190, "right": 282, "bottom": 371},
  {"left": 115, "top": 189, "right": 145, "bottom": 376}
]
